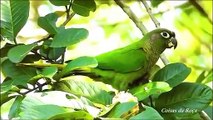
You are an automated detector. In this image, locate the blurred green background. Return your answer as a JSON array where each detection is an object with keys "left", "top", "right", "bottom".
[{"left": 1, "top": 0, "right": 212, "bottom": 118}]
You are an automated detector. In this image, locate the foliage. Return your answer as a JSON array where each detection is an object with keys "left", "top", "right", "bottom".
[{"left": 1, "top": 0, "right": 212, "bottom": 119}]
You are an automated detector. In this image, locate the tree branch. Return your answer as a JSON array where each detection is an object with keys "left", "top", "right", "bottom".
[
  {"left": 189, "top": 0, "right": 212, "bottom": 25},
  {"left": 140, "top": 0, "right": 160, "bottom": 28},
  {"left": 114, "top": 0, "right": 148, "bottom": 35}
]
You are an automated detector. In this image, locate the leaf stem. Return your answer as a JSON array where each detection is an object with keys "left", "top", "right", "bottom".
[{"left": 114, "top": 0, "right": 148, "bottom": 35}]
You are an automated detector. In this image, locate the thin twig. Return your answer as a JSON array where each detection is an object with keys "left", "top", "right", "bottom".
[
  {"left": 114, "top": 0, "right": 148, "bottom": 35},
  {"left": 140, "top": 0, "right": 170, "bottom": 65},
  {"left": 19, "top": 82, "right": 48, "bottom": 95},
  {"left": 33, "top": 34, "right": 51, "bottom": 44},
  {"left": 60, "top": 12, "right": 75, "bottom": 27},
  {"left": 140, "top": 0, "right": 160, "bottom": 28}
]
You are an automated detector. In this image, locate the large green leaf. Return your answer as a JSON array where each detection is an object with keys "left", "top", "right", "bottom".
[
  {"left": 19, "top": 96, "right": 73, "bottom": 119},
  {"left": 49, "top": 0, "right": 70, "bottom": 6},
  {"left": 152, "top": 63, "right": 191, "bottom": 87},
  {"left": 1, "top": 60, "right": 37, "bottom": 86},
  {"left": 37, "top": 13, "right": 59, "bottom": 34},
  {"left": 130, "top": 82, "right": 172, "bottom": 101},
  {"left": 0, "top": 43, "right": 16, "bottom": 58},
  {"left": 50, "top": 28, "right": 89, "bottom": 48},
  {"left": 155, "top": 82, "right": 213, "bottom": 118},
  {"left": 56, "top": 56, "right": 97, "bottom": 79},
  {"left": 8, "top": 44, "right": 37, "bottom": 63},
  {"left": 72, "top": 0, "right": 96, "bottom": 17},
  {"left": 130, "top": 105, "right": 163, "bottom": 120},
  {"left": 0, "top": 0, "right": 29, "bottom": 41},
  {"left": 20, "top": 104, "right": 72, "bottom": 119},
  {"left": 54, "top": 77, "right": 113, "bottom": 105}
]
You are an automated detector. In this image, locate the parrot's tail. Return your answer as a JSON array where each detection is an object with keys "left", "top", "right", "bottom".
[{"left": 70, "top": 68, "right": 99, "bottom": 78}]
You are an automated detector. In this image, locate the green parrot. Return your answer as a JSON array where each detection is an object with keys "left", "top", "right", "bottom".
[{"left": 75, "top": 28, "right": 177, "bottom": 90}]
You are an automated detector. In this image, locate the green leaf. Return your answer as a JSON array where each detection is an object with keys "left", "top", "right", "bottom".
[
  {"left": 1, "top": 60, "right": 37, "bottom": 86},
  {"left": 1, "top": 78, "right": 13, "bottom": 93},
  {"left": 20, "top": 104, "right": 72, "bottom": 119},
  {"left": 155, "top": 82, "right": 213, "bottom": 118},
  {"left": 21, "top": 54, "right": 41, "bottom": 63},
  {"left": 19, "top": 95, "right": 74, "bottom": 119},
  {"left": 49, "top": 0, "right": 70, "bottom": 6},
  {"left": 130, "top": 105, "right": 163, "bottom": 120},
  {"left": 55, "top": 56, "right": 97, "bottom": 79},
  {"left": 72, "top": 0, "right": 96, "bottom": 17},
  {"left": 9, "top": 96, "right": 24, "bottom": 119},
  {"left": 152, "top": 63, "right": 191, "bottom": 87},
  {"left": 0, "top": 0, "right": 29, "bottom": 41},
  {"left": 48, "top": 47, "right": 66, "bottom": 60},
  {"left": 0, "top": 92, "right": 15, "bottom": 106},
  {"left": 54, "top": 77, "right": 113, "bottom": 105},
  {"left": 108, "top": 102, "right": 137, "bottom": 118},
  {"left": 49, "top": 111, "right": 93, "bottom": 120},
  {"left": 41, "top": 66, "right": 58, "bottom": 78},
  {"left": 39, "top": 40, "right": 65, "bottom": 60},
  {"left": 0, "top": 43, "right": 16, "bottom": 58},
  {"left": 196, "top": 70, "right": 213, "bottom": 84},
  {"left": 51, "top": 28, "right": 89, "bottom": 48},
  {"left": 130, "top": 82, "right": 172, "bottom": 101},
  {"left": 37, "top": 13, "right": 59, "bottom": 34},
  {"left": 151, "top": 0, "right": 165, "bottom": 7},
  {"left": 8, "top": 44, "right": 37, "bottom": 63}
]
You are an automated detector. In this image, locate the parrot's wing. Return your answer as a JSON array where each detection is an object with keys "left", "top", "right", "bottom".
[{"left": 96, "top": 41, "right": 147, "bottom": 73}]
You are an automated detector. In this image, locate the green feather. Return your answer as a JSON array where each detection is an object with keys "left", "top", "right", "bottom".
[{"left": 78, "top": 28, "right": 177, "bottom": 90}]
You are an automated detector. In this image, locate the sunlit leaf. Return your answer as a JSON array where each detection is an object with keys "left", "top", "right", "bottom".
[
  {"left": 41, "top": 66, "right": 58, "bottom": 78},
  {"left": 152, "top": 63, "right": 191, "bottom": 87},
  {"left": 130, "top": 82, "right": 172, "bottom": 101},
  {"left": 37, "top": 13, "right": 59, "bottom": 34},
  {"left": 51, "top": 28, "right": 88, "bottom": 48},
  {"left": 0, "top": 0, "right": 29, "bottom": 41},
  {"left": 54, "top": 77, "right": 113, "bottom": 105},
  {"left": 1, "top": 60, "right": 37, "bottom": 86},
  {"left": 8, "top": 44, "right": 37, "bottom": 63}
]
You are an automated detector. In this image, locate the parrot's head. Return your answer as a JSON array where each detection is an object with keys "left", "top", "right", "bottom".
[{"left": 148, "top": 28, "right": 177, "bottom": 50}]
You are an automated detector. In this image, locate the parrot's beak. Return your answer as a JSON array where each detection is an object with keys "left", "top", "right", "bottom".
[{"left": 167, "top": 37, "right": 177, "bottom": 49}]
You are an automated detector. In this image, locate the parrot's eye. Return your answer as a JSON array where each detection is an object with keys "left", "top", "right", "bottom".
[{"left": 160, "top": 32, "right": 170, "bottom": 39}]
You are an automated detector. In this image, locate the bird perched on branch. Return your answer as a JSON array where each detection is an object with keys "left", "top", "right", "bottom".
[{"left": 74, "top": 28, "right": 177, "bottom": 90}]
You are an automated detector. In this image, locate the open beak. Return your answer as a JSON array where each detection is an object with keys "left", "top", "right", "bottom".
[{"left": 167, "top": 37, "right": 177, "bottom": 49}]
